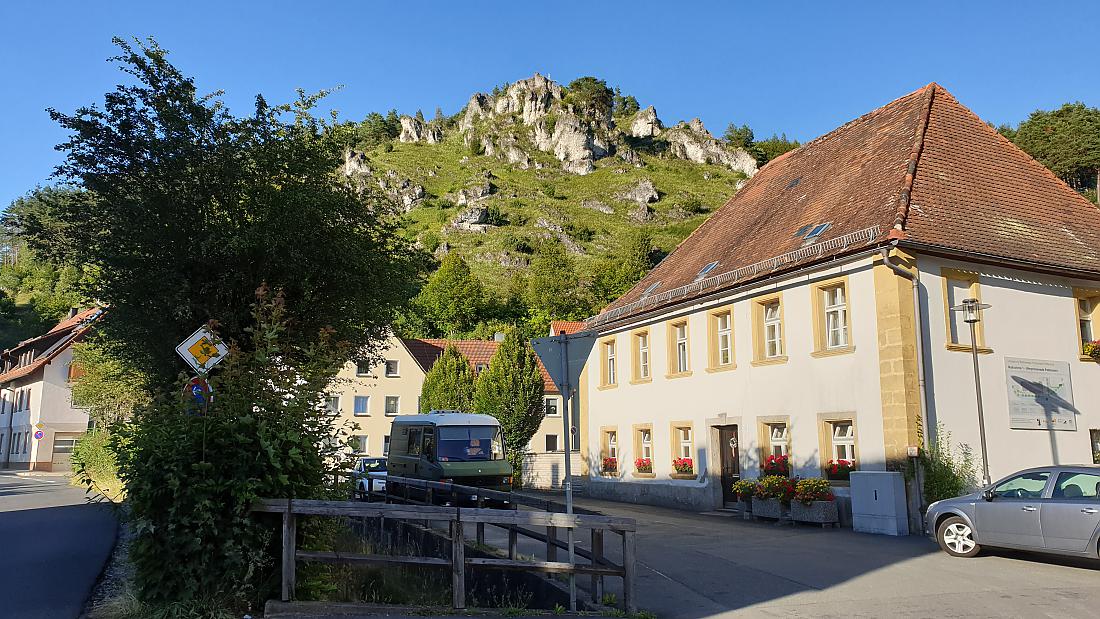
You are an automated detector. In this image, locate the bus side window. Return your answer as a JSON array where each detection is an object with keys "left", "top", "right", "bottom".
[
  {"left": 408, "top": 427, "right": 422, "bottom": 457},
  {"left": 423, "top": 428, "right": 435, "bottom": 461}
]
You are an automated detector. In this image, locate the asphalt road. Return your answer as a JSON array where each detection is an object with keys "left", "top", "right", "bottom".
[{"left": 0, "top": 472, "right": 117, "bottom": 619}]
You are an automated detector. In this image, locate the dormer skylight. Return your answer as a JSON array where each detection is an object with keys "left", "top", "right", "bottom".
[{"left": 694, "top": 261, "right": 719, "bottom": 281}]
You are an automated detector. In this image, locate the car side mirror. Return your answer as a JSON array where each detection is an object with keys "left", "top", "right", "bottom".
[{"left": 982, "top": 489, "right": 995, "bottom": 502}]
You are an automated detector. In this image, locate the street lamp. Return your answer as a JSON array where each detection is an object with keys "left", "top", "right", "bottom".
[{"left": 951, "top": 297, "right": 992, "bottom": 486}]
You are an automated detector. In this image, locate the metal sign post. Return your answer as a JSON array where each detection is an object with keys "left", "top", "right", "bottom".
[{"left": 531, "top": 330, "right": 596, "bottom": 612}]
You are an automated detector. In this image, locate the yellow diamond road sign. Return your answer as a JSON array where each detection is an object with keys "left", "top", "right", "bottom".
[{"left": 176, "top": 326, "right": 229, "bottom": 374}]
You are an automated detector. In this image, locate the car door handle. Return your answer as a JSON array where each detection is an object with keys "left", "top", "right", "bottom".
[
  {"left": 1082, "top": 508, "right": 1099, "bottom": 514},
  {"left": 1021, "top": 506, "right": 1037, "bottom": 512}
]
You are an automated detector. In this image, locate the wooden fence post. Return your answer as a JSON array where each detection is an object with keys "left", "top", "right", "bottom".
[
  {"left": 622, "top": 530, "right": 636, "bottom": 612},
  {"left": 590, "top": 528, "right": 604, "bottom": 603},
  {"left": 546, "top": 525, "right": 558, "bottom": 562},
  {"left": 451, "top": 518, "right": 466, "bottom": 609},
  {"left": 476, "top": 496, "right": 485, "bottom": 545},
  {"left": 281, "top": 498, "right": 296, "bottom": 601},
  {"left": 508, "top": 525, "right": 518, "bottom": 559}
]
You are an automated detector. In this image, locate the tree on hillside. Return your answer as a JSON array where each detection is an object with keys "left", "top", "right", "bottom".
[
  {"left": 612, "top": 87, "right": 640, "bottom": 117},
  {"left": 419, "top": 343, "right": 476, "bottom": 413},
  {"left": 755, "top": 133, "right": 801, "bottom": 164},
  {"left": 406, "top": 253, "right": 487, "bottom": 338},
  {"left": 356, "top": 109, "right": 402, "bottom": 148},
  {"left": 525, "top": 241, "right": 589, "bottom": 334},
  {"left": 473, "top": 328, "right": 545, "bottom": 476},
  {"left": 723, "top": 123, "right": 755, "bottom": 149},
  {"left": 591, "top": 230, "right": 656, "bottom": 306},
  {"left": 15, "top": 37, "right": 424, "bottom": 381},
  {"left": 566, "top": 76, "right": 614, "bottom": 120},
  {"left": 1012, "top": 102, "right": 1100, "bottom": 201}
]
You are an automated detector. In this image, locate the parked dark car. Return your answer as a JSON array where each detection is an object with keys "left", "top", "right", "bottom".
[{"left": 927, "top": 465, "right": 1100, "bottom": 559}]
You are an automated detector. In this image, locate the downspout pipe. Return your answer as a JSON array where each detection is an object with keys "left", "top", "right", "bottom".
[{"left": 879, "top": 243, "right": 931, "bottom": 452}]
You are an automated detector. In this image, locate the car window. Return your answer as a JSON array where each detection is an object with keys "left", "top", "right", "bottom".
[
  {"left": 1052, "top": 472, "right": 1100, "bottom": 500},
  {"left": 992, "top": 471, "right": 1050, "bottom": 499}
]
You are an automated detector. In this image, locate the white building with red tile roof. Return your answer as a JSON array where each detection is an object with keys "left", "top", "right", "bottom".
[
  {"left": 0, "top": 307, "right": 103, "bottom": 471},
  {"left": 580, "top": 84, "right": 1100, "bottom": 520}
]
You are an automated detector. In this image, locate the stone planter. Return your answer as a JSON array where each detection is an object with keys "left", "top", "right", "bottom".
[
  {"left": 791, "top": 500, "right": 839, "bottom": 527},
  {"left": 735, "top": 497, "right": 752, "bottom": 519},
  {"left": 752, "top": 497, "right": 783, "bottom": 519}
]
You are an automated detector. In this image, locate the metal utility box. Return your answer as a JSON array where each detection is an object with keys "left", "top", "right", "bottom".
[{"left": 850, "top": 471, "right": 909, "bottom": 536}]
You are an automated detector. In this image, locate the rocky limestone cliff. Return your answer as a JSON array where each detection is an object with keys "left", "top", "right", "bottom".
[{"left": 453, "top": 74, "right": 756, "bottom": 178}]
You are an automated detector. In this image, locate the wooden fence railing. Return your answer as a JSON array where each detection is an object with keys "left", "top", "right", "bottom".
[{"left": 252, "top": 497, "right": 637, "bottom": 611}]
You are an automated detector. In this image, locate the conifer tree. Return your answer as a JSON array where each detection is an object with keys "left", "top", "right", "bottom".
[
  {"left": 419, "top": 342, "right": 476, "bottom": 413},
  {"left": 473, "top": 328, "right": 545, "bottom": 475}
]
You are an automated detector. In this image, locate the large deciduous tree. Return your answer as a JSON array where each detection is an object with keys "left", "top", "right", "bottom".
[
  {"left": 20, "top": 37, "right": 424, "bottom": 381},
  {"left": 472, "top": 329, "right": 545, "bottom": 476},
  {"left": 406, "top": 253, "right": 487, "bottom": 337},
  {"left": 419, "top": 343, "right": 476, "bottom": 413}
]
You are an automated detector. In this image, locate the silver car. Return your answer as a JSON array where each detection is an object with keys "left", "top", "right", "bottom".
[{"left": 927, "top": 465, "right": 1100, "bottom": 559}]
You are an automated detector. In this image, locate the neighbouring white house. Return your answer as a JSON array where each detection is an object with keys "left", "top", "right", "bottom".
[
  {"left": 0, "top": 307, "right": 102, "bottom": 471},
  {"left": 327, "top": 333, "right": 587, "bottom": 489},
  {"left": 578, "top": 83, "right": 1100, "bottom": 520}
]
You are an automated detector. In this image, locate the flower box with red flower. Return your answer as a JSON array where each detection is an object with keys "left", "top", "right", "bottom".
[
  {"left": 763, "top": 454, "right": 790, "bottom": 476},
  {"left": 671, "top": 457, "right": 694, "bottom": 477},
  {"left": 634, "top": 458, "right": 653, "bottom": 474},
  {"left": 825, "top": 459, "right": 856, "bottom": 481},
  {"left": 602, "top": 456, "right": 617, "bottom": 474}
]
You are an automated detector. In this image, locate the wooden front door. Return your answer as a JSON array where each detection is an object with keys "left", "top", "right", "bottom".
[{"left": 718, "top": 425, "right": 741, "bottom": 503}]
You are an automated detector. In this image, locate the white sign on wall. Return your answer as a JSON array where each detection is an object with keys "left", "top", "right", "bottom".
[{"left": 1004, "top": 357, "right": 1077, "bottom": 431}]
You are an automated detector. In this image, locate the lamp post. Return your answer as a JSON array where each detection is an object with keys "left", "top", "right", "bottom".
[{"left": 951, "top": 297, "right": 992, "bottom": 486}]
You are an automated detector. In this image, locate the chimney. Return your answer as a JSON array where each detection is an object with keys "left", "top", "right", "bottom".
[
  {"left": 68, "top": 307, "right": 79, "bottom": 318},
  {"left": 493, "top": 332, "right": 505, "bottom": 342}
]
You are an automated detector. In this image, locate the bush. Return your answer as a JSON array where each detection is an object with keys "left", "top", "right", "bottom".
[
  {"left": 113, "top": 290, "right": 351, "bottom": 610},
  {"left": 71, "top": 429, "right": 124, "bottom": 500},
  {"left": 909, "top": 423, "right": 978, "bottom": 507},
  {"left": 794, "top": 478, "right": 834, "bottom": 505}
]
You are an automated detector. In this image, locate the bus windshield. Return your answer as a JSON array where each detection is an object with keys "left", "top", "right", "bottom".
[{"left": 436, "top": 425, "right": 505, "bottom": 462}]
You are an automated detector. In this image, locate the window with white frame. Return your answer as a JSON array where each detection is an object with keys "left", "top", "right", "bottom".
[
  {"left": 354, "top": 434, "right": 369, "bottom": 454},
  {"left": 636, "top": 332, "right": 650, "bottom": 379},
  {"left": 384, "top": 396, "right": 400, "bottom": 416},
  {"left": 677, "top": 426, "right": 693, "bottom": 459},
  {"left": 764, "top": 302, "right": 783, "bottom": 357},
  {"left": 355, "top": 360, "right": 371, "bottom": 376},
  {"left": 475, "top": 363, "right": 488, "bottom": 376},
  {"left": 675, "top": 323, "right": 689, "bottom": 372},
  {"left": 823, "top": 285, "right": 848, "bottom": 348},
  {"left": 607, "top": 431, "right": 618, "bottom": 459},
  {"left": 544, "top": 397, "right": 559, "bottom": 416},
  {"left": 1080, "top": 297, "right": 1095, "bottom": 345},
  {"left": 326, "top": 395, "right": 340, "bottom": 416},
  {"left": 353, "top": 395, "right": 369, "bottom": 416},
  {"left": 383, "top": 435, "right": 391, "bottom": 455},
  {"left": 716, "top": 311, "right": 732, "bottom": 365},
  {"left": 945, "top": 277, "right": 974, "bottom": 345},
  {"left": 638, "top": 428, "right": 652, "bottom": 459},
  {"left": 768, "top": 423, "right": 789, "bottom": 457},
  {"left": 384, "top": 360, "right": 400, "bottom": 377},
  {"left": 830, "top": 421, "right": 855, "bottom": 461},
  {"left": 605, "top": 341, "right": 617, "bottom": 385}
]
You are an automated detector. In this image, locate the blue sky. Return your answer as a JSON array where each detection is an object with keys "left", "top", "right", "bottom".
[{"left": 2, "top": 1, "right": 1098, "bottom": 208}]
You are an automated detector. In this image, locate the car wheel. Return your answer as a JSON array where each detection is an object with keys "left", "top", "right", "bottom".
[{"left": 937, "top": 516, "right": 980, "bottom": 558}]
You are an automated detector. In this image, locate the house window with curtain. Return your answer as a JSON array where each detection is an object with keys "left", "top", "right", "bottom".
[
  {"left": 824, "top": 285, "right": 848, "bottom": 348},
  {"left": 764, "top": 302, "right": 783, "bottom": 357}
]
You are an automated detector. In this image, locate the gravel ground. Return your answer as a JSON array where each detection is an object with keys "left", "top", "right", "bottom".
[{"left": 80, "top": 505, "right": 133, "bottom": 618}]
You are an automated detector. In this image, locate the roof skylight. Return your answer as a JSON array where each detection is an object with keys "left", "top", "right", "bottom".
[
  {"left": 641, "top": 281, "right": 661, "bottom": 298},
  {"left": 805, "top": 223, "right": 830, "bottom": 239},
  {"left": 694, "top": 261, "right": 719, "bottom": 281}
]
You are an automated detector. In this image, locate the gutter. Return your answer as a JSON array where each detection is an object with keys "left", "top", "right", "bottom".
[{"left": 879, "top": 244, "right": 930, "bottom": 452}]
